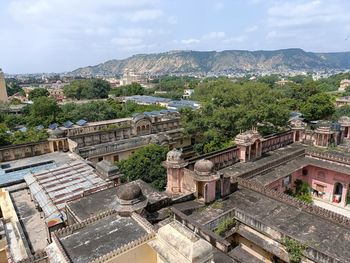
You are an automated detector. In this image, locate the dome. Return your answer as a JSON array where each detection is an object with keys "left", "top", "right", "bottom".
[
  {"left": 116, "top": 184, "right": 143, "bottom": 201},
  {"left": 339, "top": 116, "right": 350, "bottom": 124},
  {"left": 317, "top": 120, "right": 332, "bottom": 128},
  {"left": 166, "top": 149, "right": 183, "bottom": 163},
  {"left": 194, "top": 159, "right": 214, "bottom": 176}
]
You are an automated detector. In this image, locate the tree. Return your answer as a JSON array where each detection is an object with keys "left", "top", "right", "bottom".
[
  {"left": 10, "top": 129, "right": 48, "bottom": 145},
  {"left": 118, "top": 144, "right": 168, "bottom": 190},
  {"left": 64, "top": 79, "right": 111, "bottom": 100},
  {"left": 0, "top": 123, "right": 11, "bottom": 146},
  {"left": 28, "top": 88, "right": 49, "bottom": 100},
  {"left": 109, "top": 83, "right": 145, "bottom": 97},
  {"left": 26, "top": 97, "right": 60, "bottom": 126},
  {"left": 301, "top": 93, "right": 335, "bottom": 120},
  {"left": 6, "top": 80, "right": 24, "bottom": 96}
]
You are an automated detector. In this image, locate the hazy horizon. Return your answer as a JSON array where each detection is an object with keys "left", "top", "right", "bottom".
[{"left": 1, "top": 0, "right": 350, "bottom": 74}]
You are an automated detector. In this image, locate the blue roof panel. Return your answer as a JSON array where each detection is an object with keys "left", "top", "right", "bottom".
[
  {"left": 49, "top": 123, "right": 58, "bottom": 130},
  {"left": 63, "top": 121, "right": 74, "bottom": 128},
  {"left": 76, "top": 119, "right": 87, "bottom": 126}
]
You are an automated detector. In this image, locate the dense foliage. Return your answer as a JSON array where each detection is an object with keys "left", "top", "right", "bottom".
[
  {"left": 28, "top": 88, "right": 49, "bottom": 100},
  {"left": 63, "top": 79, "right": 111, "bottom": 100},
  {"left": 109, "top": 83, "right": 146, "bottom": 97},
  {"left": 182, "top": 79, "right": 290, "bottom": 154},
  {"left": 282, "top": 237, "right": 308, "bottom": 263},
  {"left": 6, "top": 80, "right": 24, "bottom": 96},
  {"left": 285, "top": 179, "right": 313, "bottom": 204},
  {"left": 118, "top": 144, "right": 168, "bottom": 190}
]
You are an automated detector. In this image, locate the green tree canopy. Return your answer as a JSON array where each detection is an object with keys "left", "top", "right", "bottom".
[
  {"left": 182, "top": 79, "right": 290, "bottom": 154},
  {"left": 28, "top": 88, "right": 49, "bottom": 100},
  {"left": 109, "top": 83, "right": 145, "bottom": 97},
  {"left": 64, "top": 79, "right": 111, "bottom": 100},
  {"left": 301, "top": 93, "right": 335, "bottom": 120},
  {"left": 26, "top": 97, "right": 61, "bottom": 126},
  {"left": 118, "top": 144, "right": 168, "bottom": 190},
  {"left": 6, "top": 80, "right": 24, "bottom": 96}
]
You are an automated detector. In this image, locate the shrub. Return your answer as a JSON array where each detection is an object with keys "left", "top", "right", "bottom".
[
  {"left": 214, "top": 218, "right": 236, "bottom": 236},
  {"left": 282, "top": 237, "right": 308, "bottom": 263}
]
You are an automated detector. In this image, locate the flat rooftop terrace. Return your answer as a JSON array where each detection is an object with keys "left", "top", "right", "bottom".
[
  {"left": 251, "top": 156, "right": 350, "bottom": 186},
  {"left": 67, "top": 179, "right": 168, "bottom": 222},
  {"left": 58, "top": 214, "right": 148, "bottom": 263},
  {"left": 10, "top": 188, "right": 48, "bottom": 252},
  {"left": 185, "top": 187, "right": 350, "bottom": 262},
  {"left": 220, "top": 144, "right": 305, "bottom": 179},
  {"left": 0, "top": 152, "right": 75, "bottom": 187}
]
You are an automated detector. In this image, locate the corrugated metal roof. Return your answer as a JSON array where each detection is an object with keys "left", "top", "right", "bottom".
[{"left": 24, "top": 160, "right": 111, "bottom": 223}]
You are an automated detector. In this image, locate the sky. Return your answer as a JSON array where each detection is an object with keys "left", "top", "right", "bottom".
[{"left": 0, "top": 0, "right": 350, "bottom": 74}]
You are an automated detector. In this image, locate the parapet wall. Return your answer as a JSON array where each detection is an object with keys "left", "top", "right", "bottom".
[
  {"left": 236, "top": 178, "right": 350, "bottom": 228},
  {"left": 306, "top": 148, "right": 350, "bottom": 167},
  {"left": 0, "top": 140, "right": 51, "bottom": 162},
  {"left": 261, "top": 130, "right": 293, "bottom": 153},
  {"left": 187, "top": 146, "right": 240, "bottom": 171}
]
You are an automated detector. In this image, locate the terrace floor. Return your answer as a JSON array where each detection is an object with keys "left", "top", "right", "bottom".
[
  {"left": 313, "top": 199, "right": 350, "bottom": 218},
  {"left": 10, "top": 189, "right": 48, "bottom": 252}
]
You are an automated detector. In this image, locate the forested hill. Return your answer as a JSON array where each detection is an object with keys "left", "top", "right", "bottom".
[{"left": 71, "top": 48, "right": 350, "bottom": 76}]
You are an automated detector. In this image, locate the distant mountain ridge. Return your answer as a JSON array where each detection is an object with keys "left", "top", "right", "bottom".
[{"left": 71, "top": 48, "right": 350, "bottom": 76}]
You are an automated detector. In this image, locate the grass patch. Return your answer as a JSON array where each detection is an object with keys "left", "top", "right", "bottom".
[{"left": 214, "top": 218, "right": 236, "bottom": 236}]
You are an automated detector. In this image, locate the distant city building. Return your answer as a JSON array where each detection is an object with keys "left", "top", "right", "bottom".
[
  {"left": 336, "top": 96, "right": 350, "bottom": 107},
  {"left": 121, "top": 68, "right": 147, "bottom": 86},
  {"left": 123, "top": 95, "right": 200, "bottom": 110},
  {"left": 183, "top": 89, "right": 194, "bottom": 99},
  {"left": 0, "top": 69, "right": 8, "bottom": 102},
  {"left": 338, "top": 79, "right": 350, "bottom": 92}
]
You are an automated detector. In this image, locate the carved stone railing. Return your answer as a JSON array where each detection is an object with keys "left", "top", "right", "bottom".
[{"left": 306, "top": 148, "right": 350, "bottom": 166}]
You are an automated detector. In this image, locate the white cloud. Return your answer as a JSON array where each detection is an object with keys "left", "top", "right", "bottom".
[
  {"left": 245, "top": 25, "right": 258, "bottom": 33},
  {"left": 111, "top": 37, "right": 143, "bottom": 46},
  {"left": 117, "top": 27, "right": 161, "bottom": 38},
  {"left": 267, "top": 0, "right": 349, "bottom": 28},
  {"left": 167, "top": 16, "right": 177, "bottom": 25},
  {"left": 222, "top": 36, "right": 246, "bottom": 44},
  {"left": 180, "top": 38, "right": 200, "bottom": 45},
  {"left": 203, "top": 32, "right": 226, "bottom": 40},
  {"left": 126, "top": 9, "right": 163, "bottom": 22}
]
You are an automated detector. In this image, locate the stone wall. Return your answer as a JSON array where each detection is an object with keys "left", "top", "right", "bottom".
[
  {"left": 236, "top": 178, "right": 350, "bottom": 228},
  {"left": 0, "top": 141, "right": 51, "bottom": 162},
  {"left": 306, "top": 148, "right": 350, "bottom": 166},
  {"left": 261, "top": 130, "right": 293, "bottom": 153},
  {"left": 187, "top": 146, "right": 240, "bottom": 171},
  {"left": 171, "top": 207, "right": 232, "bottom": 253}
]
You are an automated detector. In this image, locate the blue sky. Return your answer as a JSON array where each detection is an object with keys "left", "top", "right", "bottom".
[{"left": 1, "top": 0, "right": 350, "bottom": 73}]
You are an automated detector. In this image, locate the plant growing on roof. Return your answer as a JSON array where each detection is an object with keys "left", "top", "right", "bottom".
[
  {"left": 282, "top": 237, "right": 308, "bottom": 263},
  {"left": 213, "top": 217, "right": 236, "bottom": 236}
]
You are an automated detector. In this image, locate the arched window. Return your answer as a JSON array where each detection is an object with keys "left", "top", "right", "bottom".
[{"left": 333, "top": 182, "right": 343, "bottom": 203}]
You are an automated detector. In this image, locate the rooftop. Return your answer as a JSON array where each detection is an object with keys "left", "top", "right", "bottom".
[
  {"left": 58, "top": 214, "right": 148, "bottom": 263},
  {"left": 10, "top": 189, "right": 48, "bottom": 252},
  {"left": 24, "top": 160, "right": 111, "bottom": 223},
  {"left": 186, "top": 187, "right": 350, "bottom": 262},
  {"left": 220, "top": 144, "right": 305, "bottom": 179},
  {"left": 67, "top": 180, "right": 168, "bottom": 222},
  {"left": 0, "top": 152, "right": 75, "bottom": 187},
  {"left": 251, "top": 156, "right": 350, "bottom": 186}
]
